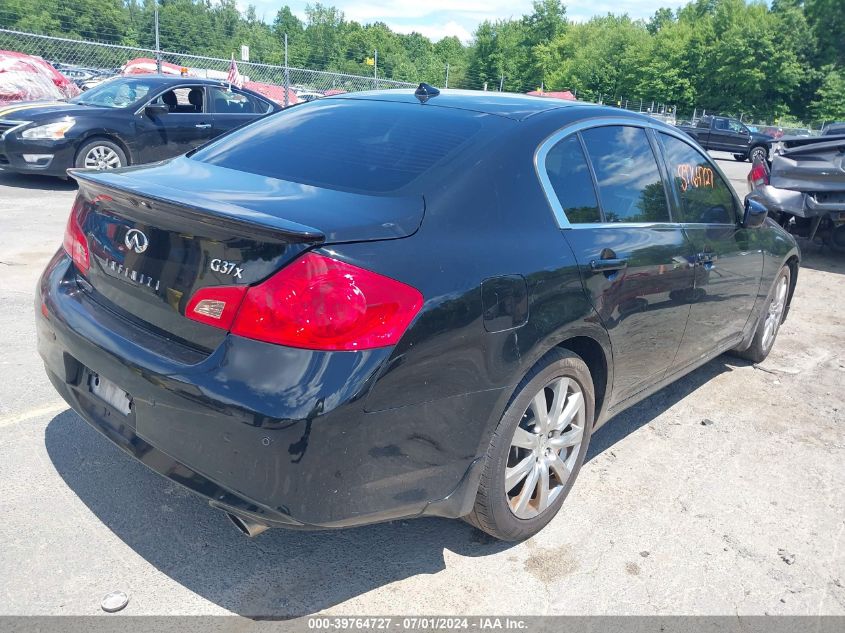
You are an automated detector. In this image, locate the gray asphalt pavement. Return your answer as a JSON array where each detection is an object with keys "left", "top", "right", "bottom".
[{"left": 0, "top": 156, "right": 843, "bottom": 616}]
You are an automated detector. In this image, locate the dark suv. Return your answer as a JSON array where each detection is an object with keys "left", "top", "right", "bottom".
[{"left": 36, "top": 89, "right": 799, "bottom": 541}]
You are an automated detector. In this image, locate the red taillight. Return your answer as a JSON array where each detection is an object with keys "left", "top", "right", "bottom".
[
  {"left": 186, "top": 285, "right": 247, "bottom": 329},
  {"left": 189, "top": 253, "right": 423, "bottom": 351},
  {"left": 62, "top": 197, "right": 90, "bottom": 274},
  {"left": 748, "top": 162, "right": 769, "bottom": 189}
]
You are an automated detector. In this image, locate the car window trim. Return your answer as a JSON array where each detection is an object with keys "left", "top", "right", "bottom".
[
  {"left": 653, "top": 129, "right": 742, "bottom": 226},
  {"left": 574, "top": 131, "right": 605, "bottom": 223},
  {"left": 535, "top": 116, "right": 682, "bottom": 229}
]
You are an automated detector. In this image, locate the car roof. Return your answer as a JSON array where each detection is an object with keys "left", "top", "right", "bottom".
[
  {"left": 123, "top": 74, "right": 236, "bottom": 87},
  {"left": 329, "top": 88, "right": 593, "bottom": 121},
  {"left": 118, "top": 75, "right": 278, "bottom": 105}
]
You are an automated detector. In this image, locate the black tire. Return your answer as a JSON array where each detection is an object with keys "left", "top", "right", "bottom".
[
  {"left": 749, "top": 145, "right": 768, "bottom": 164},
  {"left": 74, "top": 138, "right": 127, "bottom": 170},
  {"left": 732, "top": 266, "right": 791, "bottom": 363},
  {"left": 465, "top": 349, "right": 595, "bottom": 541},
  {"left": 733, "top": 153, "right": 748, "bottom": 161}
]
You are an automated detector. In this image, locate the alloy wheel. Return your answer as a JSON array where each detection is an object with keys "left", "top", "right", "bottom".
[
  {"left": 750, "top": 147, "right": 767, "bottom": 163},
  {"left": 504, "top": 376, "right": 586, "bottom": 519},
  {"left": 83, "top": 145, "right": 122, "bottom": 170},
  {"left": 762, "top": 275, "right": 788, "bottom": 351}
]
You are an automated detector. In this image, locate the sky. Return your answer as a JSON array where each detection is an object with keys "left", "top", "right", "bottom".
[{"left": 244, "top": 1, "right": 688, "bottom": 43}]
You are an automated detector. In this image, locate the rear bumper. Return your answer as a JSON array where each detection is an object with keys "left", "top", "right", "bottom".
[
  {"left": 37, "top": 252, "right": 490, "bottom": 529},
  {"left": 756, "top": 184, "right": 845, "bottom": 218}
]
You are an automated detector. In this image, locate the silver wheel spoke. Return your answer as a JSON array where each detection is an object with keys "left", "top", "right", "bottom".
[
  {"left": 762, "top": 277, "right": 788, "bottom": 350},
  {"left": 536, "top": 464, "right": 550, "bottom": 512},
  {"left": 555, "top": 390, "right": 583, "bottom": 431},
  {"left": 531, "top": 390, "right": 549, "bottom": 433},
  {"left": 511, "top": 426, "right": 537, "bottom": 449},
  {"left": 505, "top": 456, "right": 535, "bottom": 492},
  {"left": 549, "top": 425, "right": 583, "bottom": 449},
  {"left": 549, "top": 454, "right": 571, "bottom": 484},
  {"left": 763, "top": 321, "right": 774, "bottom": 349},
  {"left": 513, "top": 464, "right": 540, "bottom": 515}
]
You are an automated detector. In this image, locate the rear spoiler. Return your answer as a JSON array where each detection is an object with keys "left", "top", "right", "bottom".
[{"left": 69, "top": 168, "right": 326, "bottom": 245}]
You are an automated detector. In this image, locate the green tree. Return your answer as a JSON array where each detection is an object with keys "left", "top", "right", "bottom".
[
  {"left": 273, "top": 6, "right": 306, "bottom": 67},
  {"left": 0, "top": 0, "right": 840, "bottom": 125},
  {"left": 810, "top": 67, "right": 845, "bottom": 121},
  {"left": 303, "top": 3, "right": 346, "bottom": 70},
  {"left": 522, "top": 0, "right": 566, "bottom": 46},
  {"left": 805, "top": 0, "right": 845, "bottom": 67},
  {"left": 647, "top": 8, "right": 675, "bottom": 34}
]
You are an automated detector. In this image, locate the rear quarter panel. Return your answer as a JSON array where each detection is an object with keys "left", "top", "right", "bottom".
[{"left": 350, "top": 106, "right": 613, "bottom": 456}]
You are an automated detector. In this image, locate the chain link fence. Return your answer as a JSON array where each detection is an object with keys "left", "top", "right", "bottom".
[
  {"left": 594, "top": 95, "right": 677, "bottom": 125},
  {"left": 680, "top": 107, "right": 823, "bottom": 136},
  {"left": 0, "top": 28, "right": 415, "bottom": 103},
  {"left": 0, "top": 26, "right": 688, "bottom": 122}
]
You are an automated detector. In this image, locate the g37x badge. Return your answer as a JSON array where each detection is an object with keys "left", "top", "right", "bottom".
[{"left": 210, "top": 258, "right": 244, "bottom": 279}]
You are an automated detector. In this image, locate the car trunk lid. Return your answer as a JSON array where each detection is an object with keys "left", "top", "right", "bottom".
[
  {"left": 770, "top": 138, "right": 845, "bottom": 192},
  {"left": 69, "top": 160, "right": 425, "bottom": 353}
]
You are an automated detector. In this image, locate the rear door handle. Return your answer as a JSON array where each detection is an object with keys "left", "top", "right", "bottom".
[
  {"left": 590, "top": 258, "right": 628, "bottom": 273},
  {"left": 195, "top": 123, "right": 212, "bottom": 129}
]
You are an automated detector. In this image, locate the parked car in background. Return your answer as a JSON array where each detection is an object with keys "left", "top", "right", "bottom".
[
  {"left": 53, "top": 64, "right": 120, "bottom": 91},
  {"left": 0, "top": 49, "right": 80, "bottom": 105},
  {"left": 676, "top": 115, "right": 772, "bottom": 162},
  {"left": 120, "top": 58, "right": 299, "bottom": 106},
  {"left": 782, "top": 127, "right": 814, "bottom": 138},
  {"left": 294, "top": 90, "right": 324, "bottom": 102},
  {"left": 822, "top": 122, "right": 845, "bottom": 136},
  {"left": 0, "top": 75, "right": 280, "bottom": 178},
  {"left": 53, "top": 64, "right": 99, "bottom": 83},
  {"left": 37, "top": 88, "right": 799, "bottom": 541},
  {"left": 78, "top": 71, "right": 117, "bottom": 91},
  {"left": 758, "top": 125, "right": 784, "bottom": 139},
  {"left": 749, "top": 132, "right": 845, "bottom": 252}
]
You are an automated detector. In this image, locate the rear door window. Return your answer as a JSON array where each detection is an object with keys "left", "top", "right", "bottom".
[
  {"left": 580, "top": 126, "right": 671, "bottom": 223},
  {"left": 543, "top": 135, "right": 601, "bottom": 224},
  {"left": 657, "top": 132, "right": 738, "bottom": 224},
  {"left": 151, "top": 86, "right": 206, "bottom": 113},
  {"left": 209, "top": 86, "right": 272, "bottom": 114},
  {"left": 191, "top": 99, "right": 490, "bottom": 194}
]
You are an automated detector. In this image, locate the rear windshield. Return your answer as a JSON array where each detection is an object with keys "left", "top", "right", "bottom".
[{"left": 191, "top": 99, "right": 488, "bottom": 193}]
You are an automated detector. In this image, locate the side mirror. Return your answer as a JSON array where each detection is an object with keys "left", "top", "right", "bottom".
[
  {"left": 742, "top": 193, "right": 769, "bottom": 229},
  {"left": 145, "top": 103, "right": 169, "bottom": 117}
]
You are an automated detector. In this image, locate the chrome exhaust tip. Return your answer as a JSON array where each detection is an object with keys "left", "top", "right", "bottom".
[{"left": 226, "top": 512, "right": 270, "bottom": 538}]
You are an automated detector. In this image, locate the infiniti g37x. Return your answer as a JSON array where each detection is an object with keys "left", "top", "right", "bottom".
[{"left": 37, "top": 88, "right": 799, "bottom": 540}]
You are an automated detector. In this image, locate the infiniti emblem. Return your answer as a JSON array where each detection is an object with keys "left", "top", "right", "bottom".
[{"left": 124, "top": 228, "right": 149, "bottom": 254}]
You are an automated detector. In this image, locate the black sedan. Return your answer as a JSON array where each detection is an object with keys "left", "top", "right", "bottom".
[
  {"left": 0, "top": 75, "right": 279, "bottom": 178},
  {"left": 36, "top": 87, "right": 799, "bottom": 541}
]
